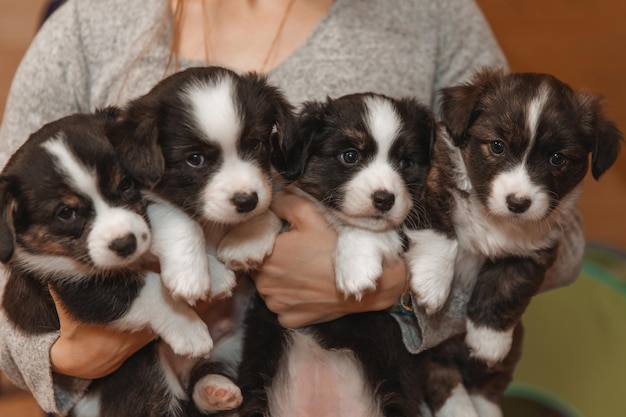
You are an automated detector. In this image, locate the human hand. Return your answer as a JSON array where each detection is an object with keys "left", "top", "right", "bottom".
[
  {"left": 49, "top": 288, "right": 156, "bottom": 380},
  {"left": 251, "top": 191, "right": 407, "bottom": 328}
]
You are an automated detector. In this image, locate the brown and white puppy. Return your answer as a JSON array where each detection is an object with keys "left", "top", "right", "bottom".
[
  {"left": 0, "top": 110, "right": 214, "bottom": 417},
  {"left": 237, "top": 93, "right": 436, "bottom": 417},
  {"left": 109, "top": 66, "right": 297, "bottom": 414},
  {"left": 406, "top": 68, "right": 622, "bottom": 415}
]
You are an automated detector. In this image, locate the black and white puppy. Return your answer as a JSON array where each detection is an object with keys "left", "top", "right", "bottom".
[
  {"left": 407, "top": 69, "right": 623, "bottom": 370},
  {"left": 0, "top": 110, "right": 214, "bottom": 417},
  {"left": 110, "top": 66, "right": 297, "bottom": 414},
  {"left": 237, "top": 93, "right": 436, "bottom": 417}
]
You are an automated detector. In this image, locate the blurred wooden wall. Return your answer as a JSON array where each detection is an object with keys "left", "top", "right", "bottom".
[{"left": 477, "top": 0, "right": 626, "bottom": 249}]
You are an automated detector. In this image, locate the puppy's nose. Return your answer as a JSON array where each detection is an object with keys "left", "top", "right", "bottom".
[
  {"left": 109, "top": 233, "right": 138, "bottom": 258},
  {"left": 372, "top": 190, "right": 395, "bottom": 212},
  {"left": 506, "top": 194, "right": 531, "bottom": 213},
  {"left": 231, "top": 192, "right": 259, "bottom": 214}
]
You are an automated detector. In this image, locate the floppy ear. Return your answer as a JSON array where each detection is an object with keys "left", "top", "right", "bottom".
[
  {"left": 438, "top": 67, "right": 504, "bottom": 147},
  {"left": 575, "top": 93, "right": 623, "bottom": 180},
  {"left": 267, "top": 88, "right": 299, "bottom": 182},
  {"left": 103, "top": 102, "right": 165, "bottom": 189},
  {"left": 0, "top": 177, "right": 16, "bottom": 263},
  {"left": 274, "top": 100, "right": 328, "bottom": 182}
]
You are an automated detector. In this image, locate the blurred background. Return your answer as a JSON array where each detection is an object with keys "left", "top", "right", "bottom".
[{"left": 0, "top": 1, "right": 625, "bottom": 416}]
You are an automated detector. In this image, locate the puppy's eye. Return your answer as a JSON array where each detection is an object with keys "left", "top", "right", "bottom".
[
  {"left": 186, "top": 153, "right": 205, "bottom": 167},
  {"left": 489, "top": 141, "right": 505, "bottom": 155},
  {"left": 119, "top": 176, "right": 135, "bottom": 193},
  {"left": 250, "top": 139, "right": 264, "bottom": 152},
  {"left": 399, "top": 158, "right": 415, "bottom": 170},
  {"left": 549, "top": 152, "right": 566, "bottom": 167},
  {"left": 56, "top": 206, "right": 77, "bottom": 222},
  {"left": 339, "top": 149, "right": 360, "bottom": 165}
]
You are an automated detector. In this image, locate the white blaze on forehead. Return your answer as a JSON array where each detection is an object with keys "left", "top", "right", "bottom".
[
  {"left": 525, "top": 82, "right": 551, "bottom": 152},
  {"left": 185, "top": 76, "right": 242, "bottom": 154},
  {"left": 43, "top": 136, "right": 103, "bottom": 206},
  {"left": 364, "top": 95, "right": 401, "bottom": 156},
  {"left": 42, "top": 136, "right": 151, "bottom": 266}
]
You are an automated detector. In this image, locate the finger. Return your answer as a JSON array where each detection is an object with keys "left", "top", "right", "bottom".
[
  {"left": 270, "top": 190, "right": 306, "bottom": 223},
  {"left": 48, "top": 285, "right": 77, "bottom": 326}
]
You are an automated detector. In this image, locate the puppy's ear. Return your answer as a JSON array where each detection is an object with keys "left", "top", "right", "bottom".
[
  {"left": 268, "top": 90, "right": 299, "bottom": 182},
  {"left": 104, "top": 102, "right": 165, "bottom": 188},
  {"left": 276, "top": 100, "right": 327, "bottom": 181},
  {"left": 439, "top": 67, "right": 504, "bottom": 147},
  {"left": 0, "top": 177, "right": 16, "bottom": 263},
  {"left": 575, "top": 93, "right": 623, "bottom": 179}
]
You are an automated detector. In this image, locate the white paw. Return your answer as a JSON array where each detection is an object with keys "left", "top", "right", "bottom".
[
  {"left": 436, "top": 383, "right": 478, "bottom": 417},
  {"left": 193, "top": 374, "right": 242, "bottom": 412},
  {"left": 217, "top": 213, "right": 281, "bottom": 271},
  {"left": 207, "top": 255, "right": 237, "bottom": 299},
  {"left": 465, "top": 320, "right": 514, "bottom": 366},
  {"left": 335, "top": 260, "right": 381, "bottom": 300},
  {"left": 161, "top": 261, "right": 212, "bottom": 304},
  {"left": 409, "top": 272, "right": 451, "bottom": 315},
  {"left": 163, "top": 320, "right": 214, "bottom": 358},
  {"left": 405, "top": 230, "right": 457, "bottom": 315}
]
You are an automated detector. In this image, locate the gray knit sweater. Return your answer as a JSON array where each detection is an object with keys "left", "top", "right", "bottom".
[{"left": 0, "top": 0, "right": 582, "bottom": 414}]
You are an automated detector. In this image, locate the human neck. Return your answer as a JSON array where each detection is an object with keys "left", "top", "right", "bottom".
[{"left": 172, "top": 0, "right": 334, "bottom": 73}]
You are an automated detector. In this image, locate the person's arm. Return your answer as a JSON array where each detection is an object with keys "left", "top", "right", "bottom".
[
  {"left": 0, "top": 0, "right": 90, "bottom": 170},
  {"left": 431, "top": 0, "right": 508, "bottom": 111},
  {"left": 0, "top": 1, "right": 92, "bottom": 413},
  {"left": 251, "top": 191, "right": 407, "bottom": 329}
]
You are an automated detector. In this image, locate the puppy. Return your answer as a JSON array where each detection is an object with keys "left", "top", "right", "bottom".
[
  {"left": 0, "top": 110, "right": 214, "bottom": 417},
  {"left": 237, "top": 93, "right": 436, "bottom": 417},
  {"left": 405, "top": 68, "right": 622, "bottom": 414},
  {"left": 109, "top": 66, "right": 297, "bottom": 414}
]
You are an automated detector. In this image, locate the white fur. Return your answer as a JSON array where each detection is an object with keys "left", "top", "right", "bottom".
[
  {"left": 365, "top": 95, "right": 402, "bottom": 146},
  {"left": 525, "top": 83, "right": 550, "bottom": 146},
  {"left": 436, "top": 383, "right": 479, "bottom": 417},
  {"left": 72, "top": 393, "right": 102, "bottom": 417},
  {"left": 147, "top": 200, "right": 212, "bottom": 303},
  {"left": 470, "top": 394, "right": 502, "bottom": 417},
  {"left": 217, "top": 210, "right": 283, "bottom": 271},
  {"left": 186, "top": 77, "right": 241, "bottom": 146},
  {"left": 14, "top": 248, "right": 91, "bottom": 279},
  {"left": 200, "top": 154, "right": 272, "bottom": 223},
  {"left": 339, "top": 161, "right": 411, "bottom": 231},
  {"left": 406, "top": 229, "right": 458, "bottom": 314},
  {"left": 113, "top": 272, "right": 213, "bottom": 357},
  {"left": 334, "top": 225, "right": 404, "bottom": 299},
  {"left": 488, "top": 165, "right": 550, "bottom": 221},
  {"left": 268, "top": 331, "right": 382, "bottom": 417},
  {"left": 42, "top": 137, "right": 151, "bottom": 267},
  {"left": 465, "top": 319, "right": 514, "bottom": 365}
]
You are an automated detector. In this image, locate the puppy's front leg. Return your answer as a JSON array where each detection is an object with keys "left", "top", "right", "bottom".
[
  {"left": 465, "top": 254, "right": 548, "bottom": 366},
  {"left": 334, "top": 227, "right": 403, "bottom": 300},
  {"left": 405, "top": 229, "right": 458, "bottom": 315},
  {"left": 217, "top": 210, "right": 282, "bottom": 271},
  {"left": 148, "top": 201, "right": 212, "bottom": 303},
  {"left": 113, "top": 272, "right": 213, "bottom": 357}
]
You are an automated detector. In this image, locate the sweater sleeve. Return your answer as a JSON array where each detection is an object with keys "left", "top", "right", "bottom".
[
  {"left": 0, "top": 2, "right": 92, "bottom": 414},
  {"left": 431, "top": 0, "right": 508, "bottom": 110},
  {"left": 0, "top": 0, "right": 90, "bottom": 170}
]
